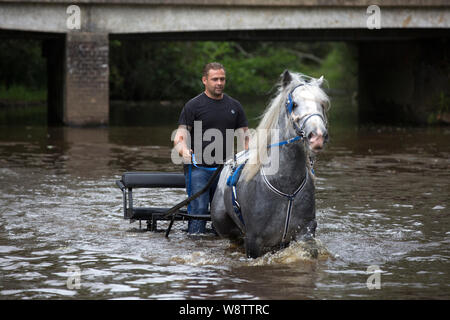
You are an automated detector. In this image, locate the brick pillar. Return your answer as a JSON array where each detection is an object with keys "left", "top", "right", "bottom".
[{"left": 64, "top": 32, "right": 109, "bottom": 126}]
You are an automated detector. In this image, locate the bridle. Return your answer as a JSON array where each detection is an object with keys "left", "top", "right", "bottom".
[
  {"left": 285, "top": 84, "right": 327, "bottom": 139},
  {"left": 261, "top": 83, "right": 327, "bottom": 245},
  {"left": 229, "top": 83, "right": 328, "bottom": 244}
]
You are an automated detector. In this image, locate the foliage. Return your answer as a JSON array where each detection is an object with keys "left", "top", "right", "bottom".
[
  {"left": 108, "top": 40, "right": 350, "bottom": 101},
  {"left": 316, "top": 42, "right": 358, "bottom": 93},
  {"left": 0, "top": 39, "right": 46, "bottom": 92},
  {"left": 428, "top": 91, "right": 450, "bottom": 124},
  {"left": 0, "top": 39, "right": 357, "bottom": 103},
  {"left": 0, "top": 85, "right": 46, "bottom": 102}
]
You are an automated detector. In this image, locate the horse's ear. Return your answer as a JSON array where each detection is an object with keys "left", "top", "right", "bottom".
[
  {"left": 282, "top": 70, "right": 292, "bottom": 88},
  {"left": 317, "top": 75, "right": 324, "bottom": 86}
]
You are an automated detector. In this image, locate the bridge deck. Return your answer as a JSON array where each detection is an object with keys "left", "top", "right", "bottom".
[{"left": 2, "top": 0, "right": 449, "bottom": 7}]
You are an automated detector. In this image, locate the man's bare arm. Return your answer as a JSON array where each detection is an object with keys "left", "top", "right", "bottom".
[{"left": 173, "top": 125, "right": 192, "bottom": 163}]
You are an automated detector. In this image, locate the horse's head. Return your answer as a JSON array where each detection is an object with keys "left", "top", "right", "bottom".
[{"left": 282, "top": 70, "right": 329, "bottom": 154}]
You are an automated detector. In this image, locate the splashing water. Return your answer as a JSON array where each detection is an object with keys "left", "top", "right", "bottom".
[{"left": 249, "top": 239, "right": 332, "bottom": 266}]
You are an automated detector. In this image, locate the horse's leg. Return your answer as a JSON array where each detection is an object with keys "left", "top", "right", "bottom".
[
  {"left": 211, "top": 198, "right": 242, "bottom": 239},
  {"left": 244, "top": 233, "right": 265, "bottom": 258},
  {"left": 211, "top": 170, "right": 242, "bottom": 240},
  {"left": 299, "top": 219, "right": 317, "bottom": 241}
]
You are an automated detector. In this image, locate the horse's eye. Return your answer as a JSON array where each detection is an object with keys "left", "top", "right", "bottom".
[{"left": 292, "top": 102, "right": 298, "bottom": 109}]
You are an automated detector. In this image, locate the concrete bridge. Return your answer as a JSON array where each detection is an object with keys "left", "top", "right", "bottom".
[{"left": 1, "top": 0, "right": 449, "bottom": 125}]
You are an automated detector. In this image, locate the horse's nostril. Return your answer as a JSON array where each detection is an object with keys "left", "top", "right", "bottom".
[{"left": 308, "top": 132, "right": 314, "bottom": 140}]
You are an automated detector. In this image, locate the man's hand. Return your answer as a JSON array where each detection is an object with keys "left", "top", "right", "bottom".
[{"left": 181, "top": 148, "right": 193, "bottom": 164}]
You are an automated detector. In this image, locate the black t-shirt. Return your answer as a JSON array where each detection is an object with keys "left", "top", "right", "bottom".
[{"left": 179, "top": 93, "right": 248, "bottom": 166}]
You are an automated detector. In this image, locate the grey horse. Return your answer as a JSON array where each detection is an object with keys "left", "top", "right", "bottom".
[{"left": 211, "top": 70, "right": 330, "bottom": 258}]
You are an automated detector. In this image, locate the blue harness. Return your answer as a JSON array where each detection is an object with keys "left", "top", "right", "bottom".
[
  {"left": 224, "top": 83, "right": 321, "bottom": 230},
  {"left": 192, "top": 153, "right": 218, "bottom": 171},
  {"left": 226, "top": 161, "right": 247, "bottom": 226}
]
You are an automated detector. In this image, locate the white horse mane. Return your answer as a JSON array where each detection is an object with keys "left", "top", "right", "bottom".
[{"left": 241, "top": 72, "right": 330, "bottom": 182}]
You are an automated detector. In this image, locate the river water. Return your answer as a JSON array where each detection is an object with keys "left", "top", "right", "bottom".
[{"left": 0, "top": 118, "right": 449, "bottom": 299}]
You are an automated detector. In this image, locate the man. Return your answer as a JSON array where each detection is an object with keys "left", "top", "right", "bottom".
[{"left": 174, "top": 62, "right": 249, "bottom": 234}]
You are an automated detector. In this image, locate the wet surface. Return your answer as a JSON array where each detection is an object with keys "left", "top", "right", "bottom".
[{"left": 0, "top": 124, "right": 449, "bottom": 299}]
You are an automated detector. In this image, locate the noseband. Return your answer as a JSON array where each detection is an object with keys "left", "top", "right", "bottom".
[{"left": 285, "top": 84, "right": 327, "bottom": 138}]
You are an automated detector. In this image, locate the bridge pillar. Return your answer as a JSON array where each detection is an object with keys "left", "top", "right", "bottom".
[
  {"left": 358, "top": 39, "right": 449, "bottom": 125},
  {"left": 64, "top": 32, "right": 109, "bottom": 126},
  {"left": 43, "top": 38, "right": 65, "bottom": 125}
]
